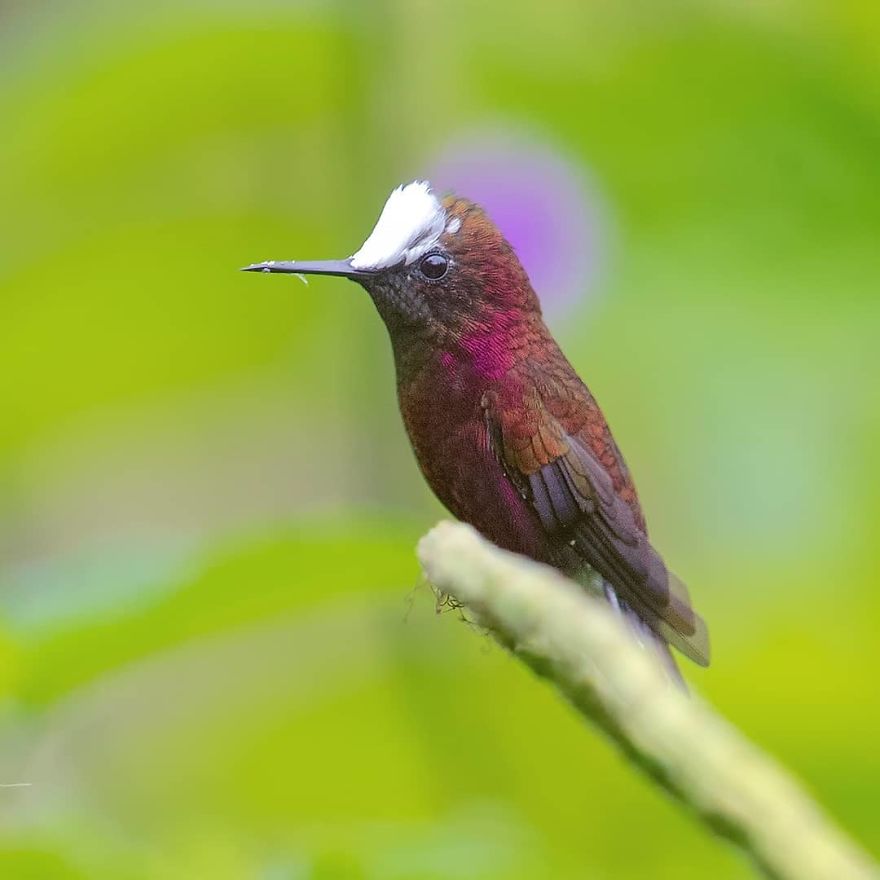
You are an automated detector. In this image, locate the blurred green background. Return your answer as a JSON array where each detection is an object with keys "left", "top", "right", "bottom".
[{"left": 1, "top": 1, "right": 878, "bottom": 877}]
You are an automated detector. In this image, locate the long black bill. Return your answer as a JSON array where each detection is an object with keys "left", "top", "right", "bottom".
[{"left": 241, "top": 259, "right": 373, "bottom": 279}]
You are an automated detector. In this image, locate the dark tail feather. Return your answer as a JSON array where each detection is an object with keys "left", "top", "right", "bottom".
[{"left": 603, "top": 581, "right": 687, "bottom": 691}]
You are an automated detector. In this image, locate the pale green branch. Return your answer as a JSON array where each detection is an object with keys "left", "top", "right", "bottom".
[{"left": 417, "top": 520, "right": 878, "bottom": 880}]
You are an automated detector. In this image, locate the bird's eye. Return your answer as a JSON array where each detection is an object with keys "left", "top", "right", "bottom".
[{"left": 419, "top": 253, "right": 448, "bottom": 281}]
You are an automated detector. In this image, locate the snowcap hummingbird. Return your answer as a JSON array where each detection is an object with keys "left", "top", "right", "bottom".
[{"left": 244, "top": 181, "right": 710, "bottom": 680}]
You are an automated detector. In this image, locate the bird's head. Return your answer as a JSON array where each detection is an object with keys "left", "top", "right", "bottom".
[{"left": 244, "top": 181, "right": 542, "bottom": 346}]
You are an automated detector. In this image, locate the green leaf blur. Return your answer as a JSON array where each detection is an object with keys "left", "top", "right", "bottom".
[{"left": 1, "top": 2, "right": 878, "bottom": 878}]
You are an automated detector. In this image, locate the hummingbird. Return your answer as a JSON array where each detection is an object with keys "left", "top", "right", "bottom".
[{"left": 244, "top": 181, "right": 709, "bottom": 680}]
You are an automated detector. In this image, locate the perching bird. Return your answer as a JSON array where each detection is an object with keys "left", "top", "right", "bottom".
[{"left": 244, "top": 181, "right": 709, "bottom": 681}]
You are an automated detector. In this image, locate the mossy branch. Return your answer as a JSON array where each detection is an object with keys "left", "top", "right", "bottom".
[{"left": 417, "top": 521, "right": 878, "bottom": 880}]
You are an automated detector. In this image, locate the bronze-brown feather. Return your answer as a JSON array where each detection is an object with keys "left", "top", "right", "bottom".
[{"left": 482, "top": 358, "right": 710, "bottom": 667}]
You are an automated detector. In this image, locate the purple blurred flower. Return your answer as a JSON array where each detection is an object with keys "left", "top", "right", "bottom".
[{"left": 430, "top": 126, "right": 607, "bottom": 320}]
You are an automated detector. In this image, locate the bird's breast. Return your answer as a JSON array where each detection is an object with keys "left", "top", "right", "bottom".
[{"left": 397, "top": 353, "right": 550, "bottom": 561}]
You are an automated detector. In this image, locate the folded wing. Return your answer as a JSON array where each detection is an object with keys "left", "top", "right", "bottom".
[{"left": 483, "top": 388, "right": 710, "bottom": 667}]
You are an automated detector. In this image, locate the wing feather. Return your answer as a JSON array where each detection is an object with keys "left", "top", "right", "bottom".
[{"left": 483, "top": 390, "right": 710, "bottom": 667}]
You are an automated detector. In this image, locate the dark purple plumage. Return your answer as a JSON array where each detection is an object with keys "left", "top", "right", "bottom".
[{"left": 245, "top": 183, "right": 710, "bottom": 681}]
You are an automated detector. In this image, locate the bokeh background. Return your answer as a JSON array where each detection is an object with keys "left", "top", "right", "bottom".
[{"left": 1, "top": 1, "right": 878, "bottom": 877}]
